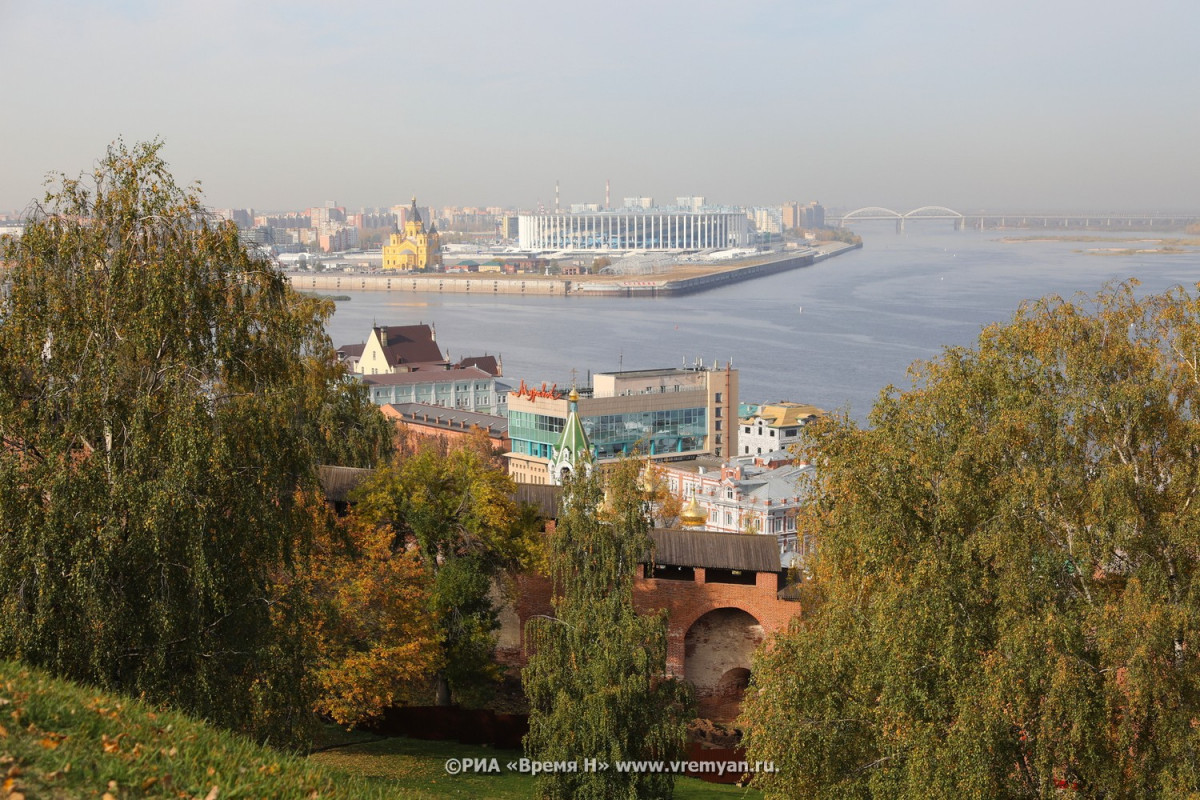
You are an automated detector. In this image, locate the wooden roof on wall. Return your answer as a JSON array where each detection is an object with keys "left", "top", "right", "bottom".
[{"left": 648, "top": 528, "right": 781, "bottom": 574}]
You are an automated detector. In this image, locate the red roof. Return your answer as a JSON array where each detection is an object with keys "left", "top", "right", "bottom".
[{"left": 375, "top": 324, "right": 446, "bottom": 367}]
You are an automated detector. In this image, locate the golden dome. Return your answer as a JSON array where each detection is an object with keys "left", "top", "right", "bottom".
[
  {"left": 568, "top": 387, "right": 579, "bottom": 402},
  {"left": 679, "top": 496, "right": 706, "bottom": 527}
]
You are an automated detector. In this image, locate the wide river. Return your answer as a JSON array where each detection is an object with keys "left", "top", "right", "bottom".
[{"left": 325, "top": 224, "right": 1200, "bottom": 423}]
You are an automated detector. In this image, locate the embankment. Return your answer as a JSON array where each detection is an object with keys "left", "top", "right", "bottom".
[{"left": 284, "top": 242, "right": 860, "bottom": 298}]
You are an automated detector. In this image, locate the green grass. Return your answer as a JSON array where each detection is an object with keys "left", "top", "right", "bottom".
[
  {"left": 0, "top": 660, "right": 761, "bottom": 798},
  {"left": 310, "top": 727, "right": 763, "bottom": 799},
  {"left": 0, "top": 660, "right": 410, "bottom": 798}
]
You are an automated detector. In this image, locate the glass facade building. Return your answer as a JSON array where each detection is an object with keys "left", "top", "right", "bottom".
[
  {"left": 510, "top": 407, "right": 708, "bottom": 461},
  {"left": 505, "top": 365, "right": 737, "bottom": 485},
  {"left": 517, "top": 210, "right": 750, "bottom": 251}
]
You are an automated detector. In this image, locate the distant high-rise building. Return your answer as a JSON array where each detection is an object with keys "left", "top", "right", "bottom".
[
  {"left": 753, "top": 207, "right": 782, "bottom": 235},
  {"left": 808, "top": 201, "right": 825, "bottom": 229},
  {"left": 782, "top": 201, "right": 825, "bottom": 230}
]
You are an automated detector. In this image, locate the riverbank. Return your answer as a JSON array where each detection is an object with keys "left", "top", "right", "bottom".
[{"left": 285, "top": 242, "right": 859, "bottom": 298}]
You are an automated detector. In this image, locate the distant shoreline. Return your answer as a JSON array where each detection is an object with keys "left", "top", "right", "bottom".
[
  {"left": 284, "top": 242, "right": 859, "bottom": 298},
  {"left": 298, "top": 291, "right": 352, "bottom": 301}
]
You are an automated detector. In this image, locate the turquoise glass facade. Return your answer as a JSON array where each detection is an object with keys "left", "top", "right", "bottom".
[{"left": 509, "top": 407, "right": 707, "bottom": 460}]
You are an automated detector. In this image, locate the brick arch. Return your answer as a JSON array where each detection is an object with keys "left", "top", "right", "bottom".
[
  {"left": 684, "top": 608, "right": 764, "bottom": 722},
  {"left": 672, "top": 598, "right": 772, "bottom": 639}
]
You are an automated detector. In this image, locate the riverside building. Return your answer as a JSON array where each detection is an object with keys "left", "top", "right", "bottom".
[
  {"left": 517, "top": 206, "right": 750, "bottom": 252},
  {"left": 505, "top": 362, "right": 738, "bottom": 484}
]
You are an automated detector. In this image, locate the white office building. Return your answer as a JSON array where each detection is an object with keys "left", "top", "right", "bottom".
[{"left": 517, "top": 209, "right": 751, "bottom": 252}]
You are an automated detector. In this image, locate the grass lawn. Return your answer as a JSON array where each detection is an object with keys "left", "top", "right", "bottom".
[
  {"left": 0, "top": 660, "right": 403, "bottom": 799},
  {"left": 309, "top": 726, "right": 764, "bottom": 799},
  {"left": 0, "top": 660, "right": 761, "bottom": 799}
]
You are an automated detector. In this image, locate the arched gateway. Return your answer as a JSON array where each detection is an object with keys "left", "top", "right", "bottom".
[{"left": 684, "top": 608, "right": 765, "bottom": 721}]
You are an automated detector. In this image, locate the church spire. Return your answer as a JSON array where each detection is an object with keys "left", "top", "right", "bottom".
[{"left": 549, "top": 385, "right": 593, "bottom": 485}]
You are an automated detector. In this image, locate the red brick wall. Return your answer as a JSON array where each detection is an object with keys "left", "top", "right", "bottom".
[{"left": 497, "top": 566, "right": 801, "bottom": 682}]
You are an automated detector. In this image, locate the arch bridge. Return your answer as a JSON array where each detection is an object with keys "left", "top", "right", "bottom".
[{"left": 835, "top": 206, "right": 965, "bottom": 232}]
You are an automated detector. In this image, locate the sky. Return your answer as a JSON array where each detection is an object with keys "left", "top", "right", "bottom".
[{"left": 1, "top": 0, "right": 1197, "bottom": 215}]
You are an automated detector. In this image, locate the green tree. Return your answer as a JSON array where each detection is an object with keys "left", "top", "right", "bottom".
[
  {"left": 352, "top": 437, "right": 540, "bottom": 707},
  {"left": 744, "top": 283, "right": 1200, "bottom": 798},
  {"left": 0, "top": 141, "right": 385, "bottom": 746},
  {"left": 523, "top": 459, "right": 692, "bottom": 800}
]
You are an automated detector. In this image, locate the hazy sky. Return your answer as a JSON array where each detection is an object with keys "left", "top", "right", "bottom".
[{"left": 2, "top": 0, "right": 1197, "bottom": 214}]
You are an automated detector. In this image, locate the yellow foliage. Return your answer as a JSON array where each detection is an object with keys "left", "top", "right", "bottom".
[{"left": 306, "top": 511, "right": 440, "bottom": 726}]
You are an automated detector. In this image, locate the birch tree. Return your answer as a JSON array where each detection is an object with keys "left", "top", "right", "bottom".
[
  {"left": 745, "top": 283, "right": 1200, "bottom": 798},
  {"left": 0, "top": 141, "right": 387, "bottom": 746}
]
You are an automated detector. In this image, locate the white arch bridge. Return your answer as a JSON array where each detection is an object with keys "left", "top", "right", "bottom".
[{"left": 831, "top": 206, "right": 965, "bottom": 232}]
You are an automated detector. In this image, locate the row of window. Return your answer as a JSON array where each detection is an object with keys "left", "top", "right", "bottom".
[{"left": 742, "top": 425, "right": 799, "bottom": 437}]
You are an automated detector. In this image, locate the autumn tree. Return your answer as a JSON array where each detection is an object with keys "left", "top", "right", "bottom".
[
  {"left": 641, "top": 459, "right": 682, "bottom": 528},
  {"left": 523, "top": 459, "right": 692, "bottom": 800},
  {"left": 744, "top": 283, "right": 1200, "bottom": 798},
  {"left": 0, "top": 141, "right": 387, "bottom": 746},
  {"left": 352, "top": 440, "right": 540, "bottom": 706},
  {"left": 308, "top": 506, "right": 440, "bottom": 726}
]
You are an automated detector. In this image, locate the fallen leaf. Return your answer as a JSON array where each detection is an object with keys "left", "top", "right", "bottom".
[{"left": 203, "top": 786, "right": 219, "bottom": 800}]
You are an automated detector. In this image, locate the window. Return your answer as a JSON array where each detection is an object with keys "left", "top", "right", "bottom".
[
  {"left": 715, "top": 420, "right": 722, "bottom": 431},
  {"left": 649, "top": 564, "right": 695, "bottom": 582},
  {"left": 706, "top": 568, "right": 756, "bottom": 586},
  {"left": 715, "top": 392, "right": 723, "bottom": 402},
  {"left": 715, "top": 407, "right": 722, "bottom": 418},
  {"left": 770, "top": 429, "right": 776, "bottom": 437},
  {"left": 744, "top": 426, "right": 751, "bottom": 434}
]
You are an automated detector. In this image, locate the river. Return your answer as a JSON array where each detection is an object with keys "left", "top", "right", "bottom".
[{"left": 325, "top": 224, "right": 1200, "bottom": 422}]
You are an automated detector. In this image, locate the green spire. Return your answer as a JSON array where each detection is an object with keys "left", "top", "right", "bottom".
[{"left": 549, "top": 386, "right": 592, "bottom": 485}]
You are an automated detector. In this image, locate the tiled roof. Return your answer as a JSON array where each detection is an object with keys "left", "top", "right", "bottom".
[
  {"left": 743, "top": 402, "right": 824, "bottom": 427},
  {"left": 373, "top": 324, "right": 445, "bottom": 367},
  {"left": 382, "top": 403, "right": 508, "bottom": 436},
  {"left": 457, "top": 355, "right": 500, "bottom": 376},
  {"left": 360, "top": 366, "right": 493, "bottom": 386}
]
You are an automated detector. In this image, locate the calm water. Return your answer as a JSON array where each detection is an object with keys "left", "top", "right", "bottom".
[{"left": 325, "top": 224, "right": 1200, "bottom": 422}]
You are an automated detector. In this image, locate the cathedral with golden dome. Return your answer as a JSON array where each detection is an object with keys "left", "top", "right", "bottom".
[{"left": 382, "top": 197, "right": 442, "bottom": 271}]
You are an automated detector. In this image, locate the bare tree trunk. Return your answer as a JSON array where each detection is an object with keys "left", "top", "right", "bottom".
[{"left": 435, "top": 672, "right": 452, "bottom": 707}]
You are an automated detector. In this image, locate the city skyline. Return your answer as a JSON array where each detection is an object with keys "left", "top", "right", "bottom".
[{"left": 2, "top": 1, "right": 1198, "bottom": 215}]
